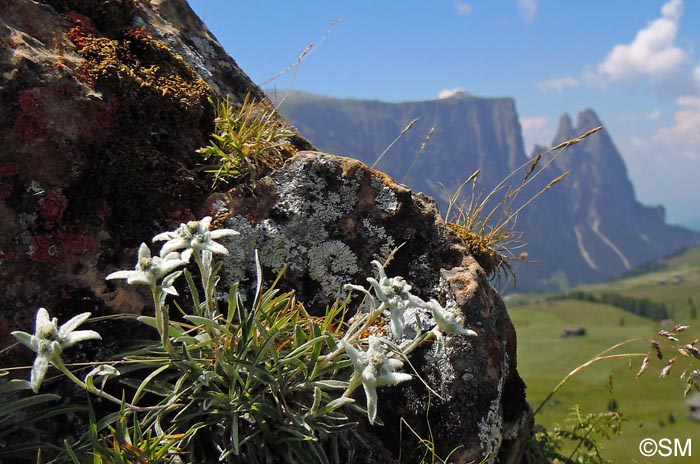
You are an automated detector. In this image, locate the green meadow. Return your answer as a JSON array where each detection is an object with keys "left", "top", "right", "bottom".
[{"left": 510, "top": 248, "right": 700, "bottom": 463}]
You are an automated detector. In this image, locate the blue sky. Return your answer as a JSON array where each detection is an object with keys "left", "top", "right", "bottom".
[{"left": 188, "top": 0, "right": 700, "bottom": 225}]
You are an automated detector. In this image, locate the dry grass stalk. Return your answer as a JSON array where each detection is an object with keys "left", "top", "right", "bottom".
[
  {"left": 402, "top": 125, "right": 437, "bottom": 184},
  {"left": 444, "top": 125, "right": 603, "bottom": 284},
  {"left": 372, "top": 117, "right": 420, "bottom": 169}
]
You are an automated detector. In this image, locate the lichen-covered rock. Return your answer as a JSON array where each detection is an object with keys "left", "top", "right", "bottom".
[
  {"left": 206, "top": 151, "right": 531, "bottom": 463},
  {"left": 0, "top": 1, "right": 529, "bottom": 461},
  {"left": 0, "top": 0, "right": 311, "bottom": 359}
]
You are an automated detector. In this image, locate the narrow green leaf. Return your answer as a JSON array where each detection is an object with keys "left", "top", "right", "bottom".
[
  {"left": 0, "top": 379, "right": 32, "bottom": 394},
  {"left": 0, "top": 393, "right": 60, "bottom": 417},
  {"left": 131, "top": 363, "right": 171, "bottom": 405},
  {"left": 310, "top": 380, "right": 350, "bottom": 390}
]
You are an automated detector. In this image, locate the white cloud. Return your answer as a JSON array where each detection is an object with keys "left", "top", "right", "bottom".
[
  {"left": 653, "top": 97, "right": 700, "bottom": 159},
  {"left": 677, "top": 95, "right": 700, "bottom": 107},
  {"left": 597, "top": 0, "right": 689, "bottom": 88},
  {"left": 516, "top": 0, "right": 537, "bottom": 22},
  {"left": 437, "top": 87, "right": 466, "bottom": 99},
  {"left": 617, "top": 109, "right": 662, "bottom": 122},
  {"left": 536, "top": 76, "right": 580, "bottom": 93},
  {"left": 539, "top": 0, "right": 697, "bottom": 97},
  {"left": 454, "top": 1, "right": 472, "bottom": 16},
  {"left": 520, "top": 116, "right": 552, "bottom": 154}
]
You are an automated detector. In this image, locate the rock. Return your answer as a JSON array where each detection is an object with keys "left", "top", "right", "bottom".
[
  {"left": 0, "top": 2, "right": 530, "bottom": 462},
  {"left": 207, "top": 151, "right": 531, "bottom": 463},
  {"left": 0, "top": 0, "right": 310, "bottom": 356}
]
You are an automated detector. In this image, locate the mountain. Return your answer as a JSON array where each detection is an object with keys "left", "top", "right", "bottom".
[
  {"left": 679, "top": 217, "right": 700, "bottom": 232},
  {"left": 277, "top": 92, "right": 700, "bottom": 292}
]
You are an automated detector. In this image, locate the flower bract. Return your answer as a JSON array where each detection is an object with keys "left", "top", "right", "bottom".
[
  {"left": 12, "top": 308, "right": 101, "bottom": 392},
  {"left": 106, "top": 243, "right": 186, "bottom": 289},
  {"left": 342, "top": 336, "right": 412, "bottom": 425},
  {"left": 366, "top": 260, "right": 423, "bottom": 340},
  {"left": 152, "top": 216, "right": 239, "bottom": 261}
]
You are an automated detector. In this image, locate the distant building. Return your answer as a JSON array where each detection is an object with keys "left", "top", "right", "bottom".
[
  {"left": 686, "top": 393, "right": 700, "bottom": 422},
  {"left": 561, "top": 326, "right": 586, "bottom": 338}
]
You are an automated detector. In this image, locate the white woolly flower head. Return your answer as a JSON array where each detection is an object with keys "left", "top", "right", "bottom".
[
  {"left": 153, "top": 216, "right": 239, "bottom": 262},
  {"left": 106, "top": 243, "right": 186, "bottom": 293},
  {"left": 366, "top": 260, "right": 423, "bottom": 340},
  {"left": 426, "top": 298, "right": 477, "bottom": 337},
  {"left": 342, "top": 335, "right": 412, "bottom": 425},
  {"left": 12, "top": 308, "right": 101, "bottom": 393}
]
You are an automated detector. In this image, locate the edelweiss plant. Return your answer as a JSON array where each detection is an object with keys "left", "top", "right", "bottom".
[
  {"left": 345, "top": 259, "right": 477, "bottom": 346},
  {"left": 12, "top": 308, "right": 101, "bottom": 393},
  {"left": 106, "top": 242, "right": 186, "bottom": 291},
  {"left": 7, "top": 216, "right": 480, "bottom": 462},
  {"left": 152, "top": 215, "right": 238, "bottom": 262},
  {"left": 342, "top": 336, "right": 412, "bottom": 425}
]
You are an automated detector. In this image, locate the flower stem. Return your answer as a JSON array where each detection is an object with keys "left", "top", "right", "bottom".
[
  {"left": 151, "top": 285, "right": 176, "bottom": 357},
  {"left": 53, "top": 359, "right": 171, "bottom": 413},
  {"left": 193, "top": 251, "right": 214, "bottom": 320}
]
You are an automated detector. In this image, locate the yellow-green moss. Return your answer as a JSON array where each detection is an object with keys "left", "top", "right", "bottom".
[
  {"left": 446, "top": 221, "right": 503, "bottom": 275},
  {"left": 75, "top": 27, "right": 211, "bottom": 109}
]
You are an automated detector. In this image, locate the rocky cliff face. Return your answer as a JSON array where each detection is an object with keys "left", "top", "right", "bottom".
[
  {"left": 279, "top": 93, "right": 700, "bottom": 291},
  {"left": 0, "top": 2, "right": 530, "bottom": 462},
  {"left": 527, "top": 110, "right": 700, "bottom": 285},
  {"left": 279, "top": 92, "right": 527, "bottom": 203}
]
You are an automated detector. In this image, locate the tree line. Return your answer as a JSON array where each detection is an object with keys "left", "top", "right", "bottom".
[{"left": 551, "top": 290, "right": 671, "bottom": 321}]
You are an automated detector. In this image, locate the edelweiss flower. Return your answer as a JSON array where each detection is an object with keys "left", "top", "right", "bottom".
[
  {"left": 152, "top": 216, "right": 239, "bottom": 262},
  {"left": 425, "top": 298, "right": 477, "bottom": 337},
  {"left": 106, "top": 243, "right": 186, "bottom": 291},
  {"left": 423, "top": 298, "right": 477, "bottom": 353},
  {"left": 342, "top": 336, "right": 412, "bottom": 425},
  {"left": 366, "top": 260, "right": 423, "bottom": 340},
  {"left": 12, "top": 308, "right": 101, "bottom": 393}
]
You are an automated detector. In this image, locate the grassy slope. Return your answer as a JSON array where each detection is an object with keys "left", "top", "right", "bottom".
[{"left": 511, "top": 248, "right": 700, "bottom": 463}]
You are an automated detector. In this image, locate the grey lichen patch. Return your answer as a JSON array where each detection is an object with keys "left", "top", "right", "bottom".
[
  {"left": 308, "top": 240, "right": 359, "bottom": 300},
  {"left": 359, "top": 218, "right": 395, "bottom": 262},
  {"left": 477, "top": 354, "right": 510, "bottom": 464},
  {"left": 219, "top": 155, "right": 366, "bottom": 304},
  {"left": 274, "top": 156, "right": 360, "bottom": 221},
  {"left": 220, "top": 214, "right": 261, "bottom": 285},
  {"left": 371, "top": 174, "right": 399, "bottom": 213},
  {"left": 477, "top": 398, "right": 502, "bottom": 464},
  {"left": 407, "top": 253, "right": 432, "bottom": 285}
]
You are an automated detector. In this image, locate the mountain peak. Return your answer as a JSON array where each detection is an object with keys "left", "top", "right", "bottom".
[
  {"left": 556, "top": 113, "right": 574, "bottom": 139},
  {"left": 577, "top": 108, "right": 603, "bottom": 130}
]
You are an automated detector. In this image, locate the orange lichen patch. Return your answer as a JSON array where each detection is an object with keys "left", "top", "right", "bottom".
[
  {"left": 70, "top": 26, "right": 211, "bottom": 110},
  {"left": 59, "top": 18, "right": 215, "bottom": 243}
]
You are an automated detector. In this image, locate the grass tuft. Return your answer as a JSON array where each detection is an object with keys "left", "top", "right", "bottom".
[
  {"left": 198, "top": 94, "right": 297, "bottom": 185},
  {"left": 444, "top": 126, "right": 602, "bottom": 285}
]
